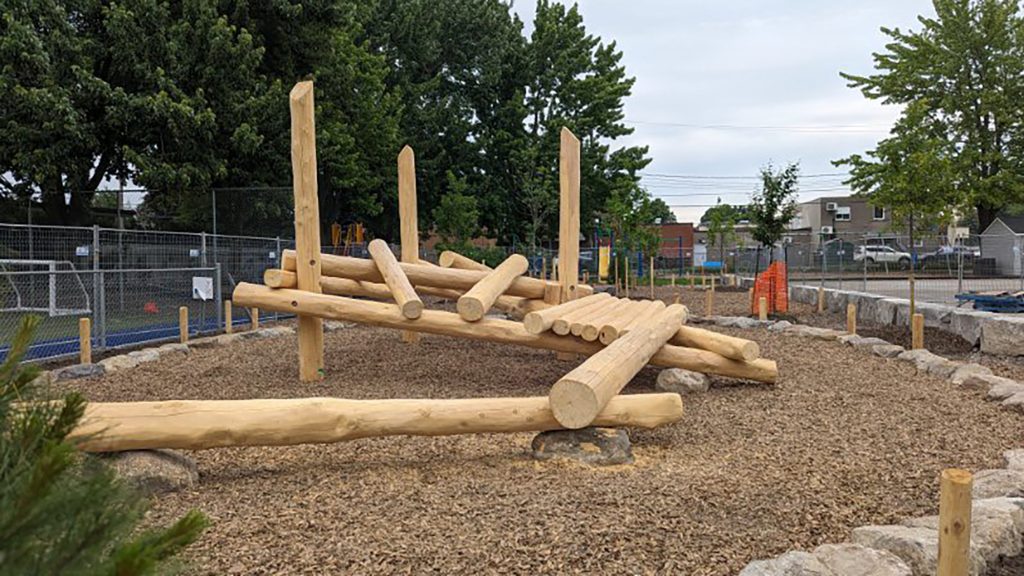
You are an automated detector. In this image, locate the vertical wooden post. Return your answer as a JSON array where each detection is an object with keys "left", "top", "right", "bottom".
[
  {"left": 614, "top": 255, "right": 619, "bottom": 292},
  {"left": 583, "top": 270, "right": 589, "bottom": 285},
  {"left": 937, "top": 469, "right": 973, "bottom": 576},
  {"left": 710, "top": 277, "right": 716, "bottom": 293},
  {"left": 758, "top": 296, "right": 768, "bottom": 321},
  {"left": 704, "top": 289, "right": 714, "bottom": 317},
  {"left": 817, "top": 286, "right": 825, "bottom": 313},
  {"left": 624, "top": 256, "right": 630, "bottom": 298},
  {"left": 542, "top": 256, "right": 547, "bottom": 280},
  {"left": 912, "top": 313, "right": 925, "bottom": 350},
  {"left": 250, "top": 308, "right": 260, "bottom": 329},
  {"left": 79, "top": 317, "right": 91, "bottom": 364},
  {"left": 179, "top": 306, "right": 189, "bottom": 344},
  {"left": 555, "top": 128, "right": 581, "bottom": 361},
  {"left": 398, "top": 145, "right": 422, "bottom": 345},
  {"left": 846, "top": 303, "right": 857, "bottom": 334},
  {"left": 224, "top": 299, "right": 233, "bottom": 334},
  {"left": 671, "top": 273, "right": 676, "bottom": 287},
  {"left": 290, "top": 81, "right": 325, "bottom": 381},
  {"left": 909, "top": 276, "right": 917, "bottom": 317},
  {"left": 650, "top": 256, "right": 655, "bottom": 299}
]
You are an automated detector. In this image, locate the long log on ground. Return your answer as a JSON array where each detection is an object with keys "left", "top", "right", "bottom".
[
  {"left": 233, "top": 283, "right": 777, "bottom": 383},
  {"left": 524, "top": 293, "right": 611, "bottom": 334},
  {"left": 574, "top": 298, "right": 631, "bottom": 338},
  {"left": 552, "top": 296, "right": 615, "bottom": 336},
  {"left": 71, "top": 394, "right": 684, "bottom": 452},
  {"left": 550, "top": 304, "right": 688, "bottom": 429},
  {"left": 670, "top": 325, "right": 760, "bottom": 362},
  {"left": 457, "top": 254, "right": 529, "bottom": 321},
  {"left": 367, "top": 239, "right": 422, "bottom": 319},
  {"left": 282, "top": 250, "right": 593, "bottom": 299},
  {"left": 581, "top": 299, "right": 638, "bottom": 342}
]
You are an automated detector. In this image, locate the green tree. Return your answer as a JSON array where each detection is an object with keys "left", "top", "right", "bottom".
[
  {"left": 0, "top": 316, "right": 206, "bottom": 574},
  {"left": 647, "top": 198, "right": 676, "bottom": 224},
  {"left": 839, "top": 0, "right": 1024, "bottom": 232},
  {"left": 432, "top": 172, "right": 480, "bottom": 250},
  {"left": 749, "top": 163, "right": 800, "bottom": 260},
  {"left": 704, "top": 200, "right": 739, "bottom": 262}
]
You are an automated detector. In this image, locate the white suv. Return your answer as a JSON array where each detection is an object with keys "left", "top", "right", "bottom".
[{"left": 854, "top": 245, "right": 913, "bottom": 267}]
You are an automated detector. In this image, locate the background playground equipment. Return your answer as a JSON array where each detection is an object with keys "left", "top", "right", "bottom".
[{"left": 74, "top": 80, "right": 774, "bottom": 454}]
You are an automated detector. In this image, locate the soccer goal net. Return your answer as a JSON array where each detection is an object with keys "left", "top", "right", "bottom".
[{"left": 0, "top": 259, "right": 92, "bottom": 317}]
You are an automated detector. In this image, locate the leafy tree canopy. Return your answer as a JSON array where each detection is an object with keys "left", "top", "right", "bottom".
[{"left": 749, "top": 163, "right": 801, "bottom": 251}]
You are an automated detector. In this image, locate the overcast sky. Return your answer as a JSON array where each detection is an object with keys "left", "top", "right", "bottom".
[{"left": 513, "top": 0, "right": 936, "bottom": 223}]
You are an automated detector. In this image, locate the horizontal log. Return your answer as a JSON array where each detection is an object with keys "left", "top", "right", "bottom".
[
  {"left": 671, "top": 325, "right": 760, "bottom": 362},
  {"left": 439, "top": 250, "right": 489, "bottom": 270},
  {"left": 233, "top": 283, "right": 777, "bottom": 383},
  {"left": 70, "top": 394, "right": 684, "bottom": 452},
  {"left": 283, "top": 250, "right": 563, "bottom": 299},
  {"left": 523, "top": 293, "right": 611, "bottom": 334}
]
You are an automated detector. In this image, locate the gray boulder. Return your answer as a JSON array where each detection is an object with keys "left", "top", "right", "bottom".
[
  {"left": 873, "top": 299, "right": 904, "bottom": 326},
  {"left": 531, "top": 427, "right": 633, "bottom": 466},
  {"left": 52, "top": 363, "right": 105, "bottom": 381},
  {"left": 980, "top": 316, "right": 1024, "bottom": 357},
  {"left": 896, "top": 349, "right": 960, "bottom": 379},
  {"left": 951, "top": 309, "right": 995, "bottom": 346},
  {"left": 960, "top": 373, "right": 1020, "bottom": 393},
  {"left": 739, "top": 551, "right": 832, "bottom": 576},
  {"left": 655, "top": 368, "right": 710, "bottom": 394},
  {"left": 155, "top": 342, "right": 190, "bottom": 355},
  {"left": 873, "top": 344, "right": 906, "bottom": 359},
  {"left": 897, "top": 302, "right": 952, "bottom": 328},
  {"left": 1005, "top": 450, "right": 1024, "bottom": 471},
  {"left": 825, "top": 290, "right": 848, "bottom": 313},
  {"left": 840, "top": 335, "right": 892, "bottom": 349},
  {"left": 1001, "top": 392, "right": 1024, "bottom": 413},
  {"left": 99, "top": 354, "right": 139, "bottom": 373},
  {"left": 972, "top": 469, "right": 1024, "bottom": 498},
  {"left": 768, "top": 320, "right": 793, "bottom": 332},
  {"left": 987, "top": 380, "right": 1024, "bottom": 401},
  {"left": 786, "top": 325, "right": 845, "bottom": 340},
  {"left": 851, "top": 524, "right": 986, "bottom": 576},
  {"left": 812, "top": 543, "right": 911, "bottom": 576},
  {"left": 127, "top": 349, "right": 160, "bottom": 363},
  {"left": 102, "top": 449, "right": 199, "bottom": 493},
  {"left": 902, "top": 501, "right": 1023, "bottom": 564},
  {"left": 948, "top": 363, "right": 993, "bottom": 386}
]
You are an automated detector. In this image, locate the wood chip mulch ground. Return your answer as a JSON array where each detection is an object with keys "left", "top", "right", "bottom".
[{"left": 69, "top": 308, "right": 1024, "bottom": 575}]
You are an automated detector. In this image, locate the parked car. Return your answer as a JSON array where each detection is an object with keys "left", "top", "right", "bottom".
[
  {"left": 853, "top": 245, "right": 913, "bottom": 268},
  {"left": 920, "top": 245, "right": 981, "bottom": 269}
]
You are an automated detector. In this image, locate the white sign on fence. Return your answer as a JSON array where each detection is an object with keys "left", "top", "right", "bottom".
[
  {"left": 75, "top": 245, "right": 90, "bottom": 257},
  {"left": 189, "top": 248, "right": 201, "bottom": 258},
  {"left": 192, "top": 276, "right": 214, "bottom": 301},
  {"left": 269, "top": 251, "right": 277, "bottom": 260}
]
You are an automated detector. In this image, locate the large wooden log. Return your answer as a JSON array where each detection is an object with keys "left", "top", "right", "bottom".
[
  {"left": 671, "top": 326, "right": 759, "bottom": 362},
  {"left": 549, "top": 304, "right": 688, "bottom": 429},
  {"left": 398, "top": 146, "right": 421, "bottom": 343},
  {"left": 71, "top": 394, "right": 684, "bottom": 452},
  {"left": 553, "top": 296, "right": 618, "bottom": 336},
  {"left": 524, "top": 293, "right": 611, "bottom": 334},
  {"left": 233, "top": 283, "right": 777, "bottom": 382},
  {"left": 558, "top": 128, "right": 581, "bottom": 302},
  {"left": 457, "top": 254, "right": 529, "bottom": 321},
  {"left": 580, "top": 299, "right": 638, "bottom": 342},
  {"left": 289, "top": 81, "right": 324, "bottom": 381},
  {"left": 367, "top": 239, "right": 423, "bottom": 319},
  {"left": 439, "top": 250, "right": 488, "bottom": 270},
  {"left": 282, "top": 250, "right": 593, "bottom": 300}
]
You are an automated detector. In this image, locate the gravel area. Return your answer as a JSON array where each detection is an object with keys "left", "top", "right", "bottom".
[{"left": 67, "top": 315, "right": 1024, "bottom": 575}]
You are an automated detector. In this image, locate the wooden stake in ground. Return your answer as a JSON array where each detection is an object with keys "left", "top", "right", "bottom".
[
  {"left": 705, "top": 289, "right": 714, "bottom": 317},
  {"left": 614, "top": 255, "right": 619, "bottom": 293},
  {"left": 458, "top": 254, "right": 529, "bottom": 321},
  {"left": 368, "top": 239, "right": 423, "bottom": 319},
  {"left": 758, "top": 296, "right": 768, "bottom": 321},
  {"left": 398, "top": 145, "right": 421, "bottom": 344},
  {"left": 937, "top": 468, "right": 972, "bottom": 576},
  {"left": 650, "top": 256, "right": 655, "bottom": 299},
  {"left": 79, "top": 317, "right": 91, "bottom": 364},
  {"left": 912, "top": 313, "right": 925, "bottom": 350},
  {"left": 289, "top": 81, "right": 325, "bottom": 381},
  {"left": 817, "top": 286, "right": 825, "bottom": 313},
  {"left": 524, "top": 293, "right": 612, "bottom": 334},
  {"left": 71, "top": 394, "right": 684, "bottom": 452},
  {"left": 250, "top": 308, "right": 259, "bottom": 329},
  {"left": 846, "top": 303, "right": 857, "bottom": 334},
  {"left": 624, "top": 256, "right": 630, "bottom": 298},
  {"left": 178, "top": 306, "right": 188, "bottom": 344},
  {"left": 550, "top": 304, "right": 688, "bottom": 429},
  {"left": 224, "top": 300, "right": 233, "bottom": 334}
]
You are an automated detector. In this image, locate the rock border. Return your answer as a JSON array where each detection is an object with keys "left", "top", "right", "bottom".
[{"left": 694, "top": 313, "right": 1024, "bottom": 575}]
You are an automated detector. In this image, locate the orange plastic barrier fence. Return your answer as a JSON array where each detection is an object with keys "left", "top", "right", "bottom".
[{"left": 751, "top": 261, "right": 789, "bottom": 315}]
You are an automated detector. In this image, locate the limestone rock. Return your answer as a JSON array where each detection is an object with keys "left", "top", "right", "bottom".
[
  {"left": 824, "top": 290, "right": 847, "bottom": 313},
  {"left": 1001, "top": 392, "right": 1024, "bottom": 413},
  {"left": 851, "top": 524, "right": 986, "bottom": 576},
  {"left": 872, "top": 344, "right": 905, "bottom": 359},
  {"left": 714, "top": 316, "right": 764, "bottom": 329},
  {"left": 961, "top": 373, "right": 1020, "bottom": 393},
  {"left": 768, "top": 320, "right": 793, "bottom": 332},
  {"left": 974, "top": 497, "right": 1024, "bottom": 532},
  {"left": 246, "top": 326, "right": 296, "bottom": 338},
  {"left": 786, "top": 325, "right": 845, "bottom": 340},
  {"left": 987, "top": 380, "right": 1024, "bottom": 401},
  {"left": 1005, "top": 450, "right": 1024, "bottom": 471},
  {"left": 812, "top": 543, "right": 911, "bottom": 576},
  {"left": 980, "top": 316, "right": 1024, "bottom": 357},
  {"left": 655, "top": 369, "right": 710, "bottom": 394},
  {"left": 896, "top": 349, "right": 959, "bottom": 379},
  {"left": 99, "top": 354, "right": 139, "bottom": 373},
  {"left": 972, "top": 469, "right": 1024, "bottom": 499},
  {"left": 155, "top": 342, "right": 190, "bottom": 355},
  {"left": 531, "top": 427, "right": 633, "bottom": 466},
  {"left": 127, "top": 349, "right": 160, "bottom": 363},
  {"left": 874, "top": 299, "right": 905, "bottom": 326},
  {"left": 738, "top": 551, "right": 832, "bottom": 576},
  {"left": 30, "top": 371, "right": 53, "bottom": 387},
  {"left": 839, "top": 335, "right": 891, "bottom": 349},
  {"left": 951, "top": 309, "right": 995, "bottom": 346},
  {"left": 52, "top": 363, "right": 105, "bottom": 381},
  {"left": 948, "top": 363, "right": 993, "bottom": 386},
  {"left": 897, "top": 302, "right": 952, "bottom": 328},
  {"left": 102, "top": 449, "right": 199, "bottom": 493},
  {"left": 902, "top": 500, "right": 1023, "bottom": 564},
  {"left": 323, "top": 320, "right": 355, "bottom": 332}
]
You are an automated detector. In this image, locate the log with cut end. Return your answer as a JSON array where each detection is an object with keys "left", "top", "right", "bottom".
[
  {"left": 232, "top": 283, "right": 777, "bottom": 382},
  {"left": 70, "top": 394, "right": 684, "bottom": 452},
  {"left": 552, "top": 296, "right": 615, "bottom": 336},
  {"left": 524, "top": 293, "right": 611, "bottom": 334},
  {"left": 549, "top": 304, "right": 688, "bottom": 429},
  {"left": 457, "top": 254, "right": 529, "bottom": 321},
  {"left": 670, "top": 325, "right": 759, "bottom": 362},
  {"left": 283, "top": 250, "right": 594, "bottom": 299},
  {"left": 580, "top": 298, "right": 639, "bottom": 342},
  {"left": 439, "top": 250, "right": 489, "bottom": 270},
  {"left": 368, "top": 239, "right": 423, "bottom": 319},
  {"left": 604, "top": 300, "right": 668, "bottom": 344}
]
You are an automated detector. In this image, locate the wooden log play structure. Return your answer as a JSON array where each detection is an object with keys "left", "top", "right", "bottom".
[{"left": 73, "top": 81, "right": 777, "bottom": 456}]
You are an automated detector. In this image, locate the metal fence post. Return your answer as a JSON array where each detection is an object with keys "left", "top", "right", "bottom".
[
  {"left": 215, "top": 262, "right": 223, "bottom": 333},
  {"left": 201, "top": 232, "right": 208, "bottom": 267},
  {"left": 91, "top": 225, "right": 106, "bottom": 352},
  {"left": 862, "top": 234, "right": 868, "bottom": 292}
]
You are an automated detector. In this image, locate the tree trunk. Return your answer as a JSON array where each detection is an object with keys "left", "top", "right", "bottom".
[{"left": 977, "top": 203, "right": 999, "bottom": 234}]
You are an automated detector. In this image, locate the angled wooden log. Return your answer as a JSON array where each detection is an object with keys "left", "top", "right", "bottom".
[
  {"left": 439, "top": 250, "right": 489, "bottom": 270},
  {"left": 618, "top": 300, "right": 668, "bottom": 337},
  {"left": 232, "top": 283, "right": 777, "bottom": 382},
  {"left": 524, "top": 293, "right": 611, "bottom": 334},
  {"left": 70, "top": 393, "right": 684, "bottom": 452},
  {"left": 457, "top": 254, "right": 529, "bottom": 321},
  {"left": 670, "top": 326, "right": 760, "bottom": 362},
  {"left": 438, "top": 250, "right": 529, "bottom": 315},
  {"left": 367, "top": 239, "right": 423, "bottom": 319},
  {"left": 550, "top": 304, "right": 688, "bottom": 429}
]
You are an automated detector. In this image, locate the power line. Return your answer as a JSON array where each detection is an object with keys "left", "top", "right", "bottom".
[
  {"left": 640, "top": 172, "right": 849, "bottom": 180},
  {"left": 625, "top": 120, "right": 889, "bottom": 133}
]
